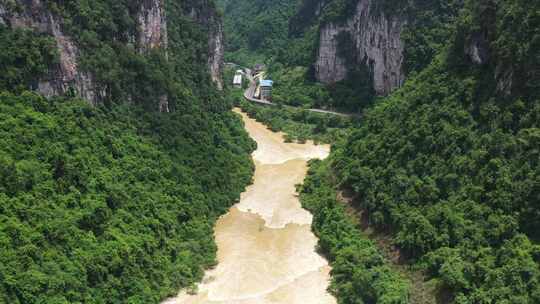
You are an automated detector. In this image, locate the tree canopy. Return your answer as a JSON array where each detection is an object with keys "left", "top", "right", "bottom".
[
  {"left": 333, "top": 0, "right": 540, "bottom": 302},
  {"left": 0, "top": 0, "right": 256, "bottom": 303}
]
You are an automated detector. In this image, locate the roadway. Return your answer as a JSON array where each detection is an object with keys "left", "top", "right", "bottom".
[{"left": 238, "top": 66, "right": 357, "bottom": 118}]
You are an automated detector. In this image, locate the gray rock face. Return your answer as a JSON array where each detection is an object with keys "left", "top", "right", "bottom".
[
  {"left": 137, "top": 0, "right": 170, "bottom": 112},
  {"left": 208, "top": 20, "right": 224, "bottom": 90},
  {"left": 0, "top": 0, "right": 100, "bottom": 104},
  {"left": 137, "top": 0, "right": 168, "bottom": 52},
  {"left": 315, "top": 0, "right": 406, "bottom": 95},
  {"left": 0, "top": 0, "right": 224, "bottom": 108},
  {"left": 465, "top": 32, "right": 489, "bottom": 65},
  {"left": 316, "top": 24, "right": 348, "bottom": 85},
  {"left": 187, "top": 3, "right": 225, "bottom": 90}
]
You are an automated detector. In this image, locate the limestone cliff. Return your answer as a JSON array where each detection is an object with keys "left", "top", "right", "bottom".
[
  {"left": 0, "top": 0, "right": 170, "bottom": 106},
  {"left": 186, "top": 1, "right": 224, "bottom": 90},
  {"left": 138, "top": 0, "right": 168, "bottom": 53},
  {"left": 0, "top": 0, "right": 100, "bottom": 104},
  {"left": 208, "top": 20, "right": 224, "bottom": 90},
  {"left": 464, "top": 30, "right": 514, "bottom": 97},
  {"left": 137, "top": 0, "right": 170, "bottom": 112},
  {"left": 315, "top": 0, "right": 405, "bottom": 96},
  {"left": 0, "top": 0, "right": 224, "bottom": 107}
]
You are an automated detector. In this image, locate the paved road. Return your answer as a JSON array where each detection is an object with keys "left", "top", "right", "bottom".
[{"left": 241, "top": 68, "right": 358, "bottom": 118}]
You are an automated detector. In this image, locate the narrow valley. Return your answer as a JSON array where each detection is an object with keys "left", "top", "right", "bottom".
[
  {"left": 1, "top": 0, "right": 539, "bottom": 303},
  {"left": 163, "top": 109, "right": 335, "bottom": 303}
]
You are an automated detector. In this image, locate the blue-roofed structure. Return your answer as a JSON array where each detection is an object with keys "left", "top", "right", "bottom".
[
  {"left": 259, "top": 79, "right": 273, "bottom": 101},
  {"left": 260, "top": 80, "right": 273, "bottom": 87}
]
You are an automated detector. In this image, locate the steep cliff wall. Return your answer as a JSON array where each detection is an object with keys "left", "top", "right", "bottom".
[
  {"left": 137, "top": 0, "right": 170, "bottom": 112},
  {"left": 0, "top": 0, "right": 99, "bottom": 104},
  {"left": 0, "top": 0, "right": 170, "bottom": 106},
  {"left": 208, "top": 20, "right": 224, "bottom": 90},
  {"left": 138, "top": 0, "right": 168, "bottom": 52},
  {"left": 0, "top": 0, "right": 224, "bottom": 107},
  {"left": 315, "top": 24, "right": 348, "bottom": 85},
  {"left": 315, "top": 0, "right": 405, "bottom": 96},
  {"left": 186, "top": 1, "right": 224, "bottom": 90}
]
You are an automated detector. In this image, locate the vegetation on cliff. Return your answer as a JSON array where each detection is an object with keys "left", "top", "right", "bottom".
[
  {"left": 230, "top": 0, "right": 540, "bottom": 302},
  {"left": 3, "top": 0, "right": 220, "bottom": 110},
  {"left": 0, "top": 92, "right": 254, "bottom": 303},
  {"left": 300, "top": 159, "right": 411, "bottom": 304},
  {"left": 0, "top": 27, "right": 58, "bottom": 93},
  {"left": 237, "top": 97, "right": 353, "bottom": 144},
  {"left": 333, "top": 0, "right": 540, "bottom": 302},
  {"left": 0, "top": 1, "right": 256, "bottom": 303}
]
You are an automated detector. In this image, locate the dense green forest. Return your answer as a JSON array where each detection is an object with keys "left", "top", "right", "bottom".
[
  {"left": 331, "top": 0, "right": 540, "bottom": 302},
  {"left": 218, "top": 0, "right": 465, "bottom": 112},
  {"left": 0, "top": 0, "right": 255, "bottom": 303},
  {"left": 225, "top": 0, "right": 540, "bottom": 302},
  {"left": 237, "top": 97, "right": 354, "bottom": 144},
  {"left": 216, "top": 0, "right": 299, "bottom": 66},
  {"left": 300, "top": 159, "right": 411, "bottom": 304},
  {"left": 0, "top": 92, "right": 254, "bottom": 303}
]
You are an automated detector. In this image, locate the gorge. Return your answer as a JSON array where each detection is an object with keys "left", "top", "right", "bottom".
[
  {"left": 1, "top": 0, "right": 539, "bottom": 303},
  {"left": 0, "top": 1, "right": 255, "bottom": 303},
  {"left": 163, "top": 109, "right": 334, "bottom": 303}
]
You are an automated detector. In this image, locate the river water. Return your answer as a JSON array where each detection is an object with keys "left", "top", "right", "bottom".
[{"left": 162, "top": 109, "right": 336, "bottom": 304}]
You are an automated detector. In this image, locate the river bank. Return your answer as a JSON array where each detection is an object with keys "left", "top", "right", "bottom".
[{"left": 162, "top": 108, "right": 335, "bottom": 303}]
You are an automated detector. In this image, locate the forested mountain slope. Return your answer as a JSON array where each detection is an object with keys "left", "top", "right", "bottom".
[
  {"left": 286, "top": 0, "right": 464, "bottom": 110},
  {"left": 0, "top": 0, "right": 254, "bottom": 303},
  {"left": 218, "top": 0, "right": 464, "bottom": 112},
  {"left": 332, "top": 0, "right": 540, "bottom": 302},
  {"left": 216, "top": 0, "right": 299, "bottom": 66},
  {"left": 0, "top": 0, "right": 224, "bottom": 110},
  {"left": 292, "top": 0, "right": 462, "bottom": 90},
  {"left": 233, "top": 0, "right": 540, "bottom": 302}
]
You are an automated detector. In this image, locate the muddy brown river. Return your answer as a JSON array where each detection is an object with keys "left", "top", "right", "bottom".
[{"left": 163, "top": 109, "right": 336, "bottom": 304}]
